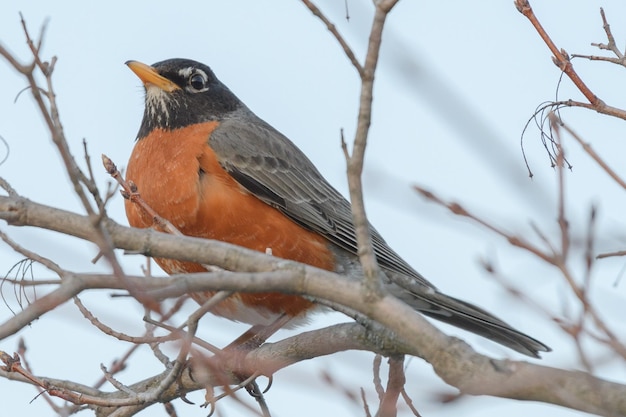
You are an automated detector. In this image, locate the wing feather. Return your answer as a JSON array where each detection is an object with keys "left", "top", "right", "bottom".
[
  {"left": 208, "top": 115, "right": 434, "bottom": 287},
  {"left": 207, "top": 113, "right": 551, "bottom": 357}
]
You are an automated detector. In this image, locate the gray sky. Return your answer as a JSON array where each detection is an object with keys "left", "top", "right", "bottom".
[{"left": 1, "top": 1, "right": 625, "bottom": 416}]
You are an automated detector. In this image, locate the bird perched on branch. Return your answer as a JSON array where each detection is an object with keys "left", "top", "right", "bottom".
[{"left": 124, "top": 58, "right": 550, "bottom": 358}]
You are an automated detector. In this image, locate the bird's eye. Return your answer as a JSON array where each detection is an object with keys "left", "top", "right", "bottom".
[{"left": 189, "top": 73, "right": 207, "bottom": 91}]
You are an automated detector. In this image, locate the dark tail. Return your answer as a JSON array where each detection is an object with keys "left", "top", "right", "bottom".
[
  {"left": 382, "top": 263, "right": 550, "bottom": 357},
  {"left": 414, "top": 290, "right": 550, "bottom": 357}
]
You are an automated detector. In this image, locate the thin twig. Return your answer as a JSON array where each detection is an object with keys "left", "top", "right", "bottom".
[
  {"left": 73, "top": 296, "right": 178, "bottom": 344},
  {"left": 0, "top": 177, "right": 18, "bottom": 197},
  {"left": 377, "top": 355, "right": 405, "bottom": 417},
  {"left": 572, "top": 8, "right": 626, "bottom": 66},
  {"left": 558, "top": 120, "right": 626, "bottom": 190},
  {"left": 596, "top": 7, "right": 623, "bottom": 58},
  {"left": 373, "top": 354, "right": 384, "bottom": 402},
  {"left": 360, "top": 387, "right": 373, "bottom": 417},
  {"left": 301, "top": 0, "right": 400, "bottom": 299},
  {"left": 17, "top": 340, "right": 63, "bottom": 413},
  {"left": 514, "top": 0, "right": 602, "bottom": 107},
  {"left": 413, "top": 186, "right": 555, "bottom": 264},
  {"left": 401, "top": 388, "right": 422, "bottom": 417},
  {"left": 102, "top": 154, "right": 182, "bottom": 236},
  {"left": 548, "top": 113, "right": 569, "bottom": 261},
  {"left": 0, "top": 228, "right": 64, "bottom": 275},
  {"left": 299, "top": 0, "right": 363, "bottom": 76}
]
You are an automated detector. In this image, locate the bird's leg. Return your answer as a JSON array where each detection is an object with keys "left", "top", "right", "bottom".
[
  {"left": 224, "top": 314, "right": 293, "bottom": 384},
  {"left": 197, "top": 314, "right": 291, "bottom": 414},
  {"left": 224, "top": 313, "right": 293, "bottom": 351},
  {"left": 216, "top": 313, "right": 293, "bottom": 400}
]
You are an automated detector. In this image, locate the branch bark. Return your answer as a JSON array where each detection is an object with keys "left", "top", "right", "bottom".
[
  {"left": 515, "top": 0, "right": 626, "bottom": 121},
  {"left": 2, "top": 4, "right": 626, "bottom": 417},
  {"left": 2, "top": 194, "right": 626, "bottom": 416}
]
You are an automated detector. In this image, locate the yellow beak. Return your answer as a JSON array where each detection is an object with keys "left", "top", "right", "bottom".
[{"left": 125, "top": 60, "right": 180, "bottom": 92}]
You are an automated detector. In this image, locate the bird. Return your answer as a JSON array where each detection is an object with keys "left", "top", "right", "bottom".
[{"left": 124, "top": 58, "right": 550, "bottom": 358}]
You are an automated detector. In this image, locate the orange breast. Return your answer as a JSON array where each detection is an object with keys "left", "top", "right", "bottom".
[{"left": 125, "top": 122, "right": 335, "bottom": 323}]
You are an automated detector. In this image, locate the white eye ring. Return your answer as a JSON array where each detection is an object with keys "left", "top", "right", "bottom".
[{"left": 187, "top": 69, "right": 209, "bottom": 92}]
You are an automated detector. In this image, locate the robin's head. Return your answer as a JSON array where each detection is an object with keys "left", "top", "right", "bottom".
[{"left": 126, "top": 59, "right": 242, "bottom": 139}]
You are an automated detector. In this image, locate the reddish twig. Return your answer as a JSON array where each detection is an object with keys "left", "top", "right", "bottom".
[
  {"left": 413, "top": 186, "right": 556, "bottom": 265},
  {"left": 557, "top": 119, "right": 626, "bottom": 190},
  {"left": 0, "top": 350, "right": 143, "bottom": 407},
  {"left": 515, "top": 0, "right": 626, "bottom": 120},
  {"left": 102, "top": 154, "right": 182, "bottom": 236},
  {"left": 360, "top": 387, "right": 373, "bottom": 417},
  {"left": 515, "top": 0, "right": 601, "bottom": 106},
  {"left": 377, "top": 355, "right": 405, "bottom": 417},
  {"left": 400, "top": 388, "right": 422, "bottom": 417},
  {"left": 417, "top": 170, "right": 626, "bottom": 364},
  {"left": 515, "top": 2, "right": 626, "bottom": 121},
  {"left": 16, "top": 340, "right": 64, "bottom": 413},
  {"left": 102, "top": 154, "right": 223, "bottom": 275},
  {"left": 596, "top": 250, "right": 626, "bottom": 259}
]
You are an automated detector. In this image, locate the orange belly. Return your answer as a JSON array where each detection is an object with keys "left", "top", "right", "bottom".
[{"left": 125, "top": 122, "right": 335, "bottom": 324}]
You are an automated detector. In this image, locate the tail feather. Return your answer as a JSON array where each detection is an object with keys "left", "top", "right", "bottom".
[
  {"left": 383, "top": 271, "right": 551, "bottom": 357},
  {"left": 415, "top": 291, "right": 550, "bottom": 358}
]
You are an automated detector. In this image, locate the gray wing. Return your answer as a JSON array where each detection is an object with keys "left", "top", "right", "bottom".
[
  {"left": 208, "top": 115, "right": 551, "bottom": 358},
  {"left": 208, "top": 115, "right": 434, "bottom": 288}
]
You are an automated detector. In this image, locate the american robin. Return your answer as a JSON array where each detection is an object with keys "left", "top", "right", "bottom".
[{"left": 124, "top": 58, "right": 550, "bottom": 357}]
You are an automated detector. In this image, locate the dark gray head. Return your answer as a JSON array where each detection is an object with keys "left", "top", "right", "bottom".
[{"left": 126, "top": 58, "right": 243, "bottom": 139}]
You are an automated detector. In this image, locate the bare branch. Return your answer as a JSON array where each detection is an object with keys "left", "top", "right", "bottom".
[
  {"left": 0, "top": 229, "right": 64, "bottom": 275},
  {"left": 514, "top": 0, "right": 601, "bottom": 106},
  {"left": 377, "top": 355, "right": 405, "bottom": 417},
  {"left": 300, "top": 0, "right": 363, "bottom": 76},
  {"left": 571, "top": 8, "right": 626, "bottom": 66},
  {"left": 343, "top": 2, "right": 400, "bottom": 297},
  {"left": 558, "top": 119, "right": 626, "bottom": 190},
  {"left": 2, "top": 6, "right": 626, "bottom": 417},
  {"left": 515, "top": 1, "right": 626, "bottom": 121},
  {"left": 413, "top": 186, "right": 556, "bottom": 264},
  {"left": 102, "top": 155, "right": 182, "bottom": 237},
  {"left": 84, "top": 323, "right": 626, "bottom": 416}
]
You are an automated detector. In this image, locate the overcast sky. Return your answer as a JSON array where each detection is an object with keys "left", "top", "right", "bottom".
[{"left": 1, "top": 1, "right": 626, "bottom": 416}]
